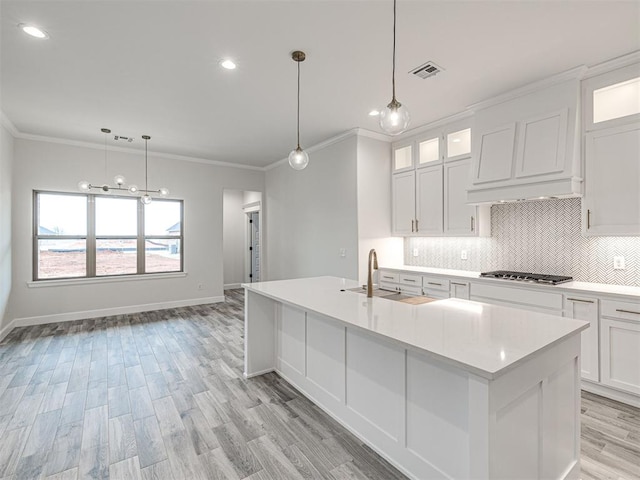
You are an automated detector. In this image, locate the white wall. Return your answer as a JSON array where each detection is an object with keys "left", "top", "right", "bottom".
[
  {"left": 356, "top": 135, "right": 403, "bottom": 285},
  {"left": 223, "top": 189, "right": 246, "bottom": 288},
  {"left": 265, "top": 135, "right": 359, "bottom": 281},
  {"left": 7, "top": 138, "right": 264, "bottom": 324},
  {"left": 0, "top": 124, "right": 13, "bottom": 334}
]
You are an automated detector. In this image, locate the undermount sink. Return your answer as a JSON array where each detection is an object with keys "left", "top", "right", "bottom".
[{"left": 343, "top": 286, "right": 438, "bottom": 305}]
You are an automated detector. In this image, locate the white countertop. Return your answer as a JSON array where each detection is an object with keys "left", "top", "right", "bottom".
[
  {"left": 382, "top": 265, "right": 640, "bottom": 299},
  {"left": 243, "top": 276, "right": 588, "bottom": 380}
]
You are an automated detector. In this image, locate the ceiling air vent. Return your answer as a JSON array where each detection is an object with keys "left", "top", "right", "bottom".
[
  {"left": 409, "top": 61, "right": 444, "bottom": 80},
  {"left": 114, "top": 135, "right": 134, "bottom": 143}
]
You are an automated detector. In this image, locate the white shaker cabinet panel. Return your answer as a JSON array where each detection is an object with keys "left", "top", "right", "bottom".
[
  {"left": 564, "top": 296, "right": 599, "bottom": 382},
  {"left": 345, "top": 329, "right": 404, "bottom": 442},
  {"left": 584, "top": 123, "right": 640, "bottom": 236},
  {"left": 601, "top": 318, "right": 640, "bottom": 396},
  {"left": 444, "top": 159, "right": 477, "bottom": 236},
  {"left": 392, "top": 171, "right": 416, "bottom": 236},
  {"left": 472, "top": 123, "right": 516, "bottom": 184},
  {"left": 450, "top": 281, "right": 470, "bottom": 300},
  {"left": 306, "top": 313, "right": 345, "bottom": 402},
  {"left": 416, "top": 165, "right": 443, "bottom": 235},
  {"left": 278, "top": 305, "right": 306, "bottom": 376},
  {"left": 515, "top": 109, "right": 568, "bottom": 179}
]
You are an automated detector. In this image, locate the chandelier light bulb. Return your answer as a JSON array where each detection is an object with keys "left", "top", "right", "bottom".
[
  {"left": 141, "top": 194, "right": 152, "bottom": 205},
  {"left": 288, "top": 146, "right": 309, "bottom": 170},
  {"left": 159, "top": 187, "right": 170, "bottom": 196},
  {"left": 78, "top": 180, "right": 91, "bottom": 191},
  {"left": 114, "top": 174, "right": 126, "bottom": 186},
  {"left": 128, "top": 185, "right": 138, "bottom": 194}
]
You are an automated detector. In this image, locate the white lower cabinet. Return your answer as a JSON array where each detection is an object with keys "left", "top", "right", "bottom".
[
  {"left": 564, "top": 295, "right": 599, "bottom": 382},
  {"left": 600, "top": 300, "right": 640, "bottom": 396},
  {"left": 450, "top": 281, "right": 470, "bottom": 300}
]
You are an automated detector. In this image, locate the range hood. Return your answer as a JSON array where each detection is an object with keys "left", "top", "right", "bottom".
[{"left": 466, "top": 70, "right": 584, "bottom": 205}]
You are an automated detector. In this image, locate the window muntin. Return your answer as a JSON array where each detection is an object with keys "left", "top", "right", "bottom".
[{"left": 34, "top": 191, "right": 183, "bottom": 280}]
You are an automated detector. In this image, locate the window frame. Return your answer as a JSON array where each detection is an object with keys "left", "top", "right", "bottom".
[{"left": 33, "top": 190, "right": 184, "bottom": 281}]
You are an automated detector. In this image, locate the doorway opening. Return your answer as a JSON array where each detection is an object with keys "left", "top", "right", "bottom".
[{"left": 222, "top": 190, "right": 262, "bottom": 290}]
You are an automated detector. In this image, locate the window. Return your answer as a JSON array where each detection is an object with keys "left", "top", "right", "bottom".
[{"left": 34, "top": 191, "right": 183, "bottom": 280}]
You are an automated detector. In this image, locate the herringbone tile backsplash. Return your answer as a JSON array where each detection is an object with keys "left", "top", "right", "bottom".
[{"left": 404, "top": 198, "right": 640, "bottom": 286}]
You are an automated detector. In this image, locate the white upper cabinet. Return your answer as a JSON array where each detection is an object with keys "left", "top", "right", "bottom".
[
  {"left": 418, "top": 137, "right": 440, "bottom": 167},
  {"left": 468, "top": 74, "right": 583, "bottom": 204},
  {"left": 582, "top": 62, "right": 640, "bottom": 236},
  {"left": 445, "top": 127, "right": 472, "bottom": 161},
  {"left": 416, "top": 165, "right": 443, "bottom": 235},
  {"left": 392, "top": 142, "right": 414, "bottom": 173},
  {"left": 392, "top": 170, "right": 416, "bottom": 235},
  {"left": 391, "top": 118, "right": 489, "bottom": 237}
]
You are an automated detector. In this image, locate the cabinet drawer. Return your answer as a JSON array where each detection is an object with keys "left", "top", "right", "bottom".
[
  {"left": 422, "top": 276, "right": 450, "bottom": 291},
  {"left": 399, "top": 273, "right": 422, "bottom": 286},
  {"left": 423, "top": 288, "right": 450, "bottom": 300},
  {"left": 380, "top": 281, "right": 398, "bottom": 292},
  {"left": 471, "top": 283, "right": 563, "bottom": 311},
  {"left": 379, "top": 272, "right": 400, "bottom": 284},
  {"left": 400, "top": 285, "right": 423, "bottom": 296},
  {"left": 601, "top": 299, "right": 640, "bottom": 322}
]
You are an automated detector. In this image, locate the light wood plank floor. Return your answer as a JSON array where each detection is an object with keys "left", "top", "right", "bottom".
[{"left": 0, "top": 289, "right": 637, "bottom": 479}]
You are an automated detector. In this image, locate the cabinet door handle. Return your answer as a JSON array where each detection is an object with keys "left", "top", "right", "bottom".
[
  {"left": 451, "top": 282, "right": 466, "bottom": 286},
  {"left": 403, "top": 278, "right": 416, "bottom": 282},
  {"left": 587, "top": 209, "right": 591, "bottom": 229},
  {"left": 566, "top": 298, "right": 594, "bottom": 304},
  {"left": 415, "top": 219, "right": 419, "bottom": 232},
  {"left": 470, "top": 216, "right": 475, "bottom": 232},
  {"left": 382, "top": 275, "right": 394, "bottom": 280},
  {"left": 411, "top": 220, "right": 415, "bottom": 233},
  {"left": 616, "top": 309, "right": 640, "bottom": 315},
  {"left": 427, "top": 282, "right": 442, "bottom": 286}
]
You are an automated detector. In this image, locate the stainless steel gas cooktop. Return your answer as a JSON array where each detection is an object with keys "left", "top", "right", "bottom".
[{"left": 480, "top": 270, "right": 573, "bottom": 285}]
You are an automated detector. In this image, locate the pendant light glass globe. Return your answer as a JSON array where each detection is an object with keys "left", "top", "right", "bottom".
[
  {"left": 78, "top": 180, "right": 91, "bottom": 191},
  {"left": 159, "top": 187, "right": 170, "bottom": 197},
  {"left": 288, "top": 147, "right": 309, "bottom": 171},
  {"left": 114, "top": 174, "right": 126, "bottom": 186},
  {"left": 128, "top": 185, "right": 138, "bottom": 194},
  {"left": 141, "top": 194, "right": 152, "bottom": 205},
  {"left": 379, "top": 100, "right": 411, "bottom": 136}
]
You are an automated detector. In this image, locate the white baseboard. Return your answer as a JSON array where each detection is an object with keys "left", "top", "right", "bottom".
[
  {"left": 8, "top": 296, "right": 225, "bottom": 331},
  {"left": 0, "top": 319, "right": 18, "bottom": 343},
  {"left": 582, "top": 380, "right": 640, "bottom": 408},
  {"left": 224, "top": 283, "right": 242, "bottom": 290}
]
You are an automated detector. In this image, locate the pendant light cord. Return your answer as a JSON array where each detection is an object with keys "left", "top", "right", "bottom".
[
  {"left": 391, "top": 0, "right": 397, "bottom": 102},
  {"left": 104, "top": 131, "right": 108, "bottom": 180},
  {"left": 296, "top": 59, "right": 301, "bottom": 149},
  {"left": 144, "top": 137, "right": 149, "bottom": 191}
]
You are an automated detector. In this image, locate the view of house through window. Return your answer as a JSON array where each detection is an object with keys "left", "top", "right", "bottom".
[{"left": 35, "top": 191, "right": 183, "bottom": 280}]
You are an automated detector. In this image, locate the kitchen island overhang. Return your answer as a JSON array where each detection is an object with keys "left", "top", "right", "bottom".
[{"left": 243, "top": 276, "right": 589, "bottom": 479}]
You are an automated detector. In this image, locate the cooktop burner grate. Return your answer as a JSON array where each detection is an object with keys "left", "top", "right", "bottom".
[{"left": 480, "top": 270, "right": 573, "bottom": 285}]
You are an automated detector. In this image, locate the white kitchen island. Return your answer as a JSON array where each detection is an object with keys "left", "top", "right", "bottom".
[{"left": 243, "top": 276, "right": 589, "bottom": 480}]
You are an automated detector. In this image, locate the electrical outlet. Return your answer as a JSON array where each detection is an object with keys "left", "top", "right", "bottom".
[
  {"left": 413, "top": 248, "right": 419, "bottom": 257},
  {"left": 613, "top": 256, "right": 626, "bottom": 270},
  {"left": 339, "top": 248, "right": 346, "bottom": 258},
  {"left": 461, "top": 250, "right": 468, "bottom": 260},
  {"left": 198, "top": 283, "right": 205, "bottom": 290}
]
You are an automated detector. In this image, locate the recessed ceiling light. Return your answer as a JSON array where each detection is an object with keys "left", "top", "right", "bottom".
[
  {"left": 18, "top": 23, "right": 49, "bottom": 39},
  {"left": 369, "top": 110, "right": 380, "bottom": 116},
  {"left": 220, "top": 59, "right": 237, "bottom": 70}
]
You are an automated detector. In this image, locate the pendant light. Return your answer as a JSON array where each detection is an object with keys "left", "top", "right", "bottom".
[
  {"left": 379, "top": 0, "right": 410, "bottom": 135},
  {"left": 78, "top": 128, "right": 129, "bottom": 192},
  {"left": 128, "top": 135, "right": 169, "bottom": 204},
  {"left": 288, "top": 50, "right": 309, "bottom": 170}
]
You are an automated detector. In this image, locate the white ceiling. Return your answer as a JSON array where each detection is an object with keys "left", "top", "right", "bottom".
[{"left": 1, "top": 0, "right": 639, "bottom": 168}]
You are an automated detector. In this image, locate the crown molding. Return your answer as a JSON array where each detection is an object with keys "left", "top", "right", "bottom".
[
  {"left": 390, "top": 110, "right": 474, "bottom": 142},
  {"left": 0, "top": 112, "right": 19, "bottom": 136},
  {"left": 12, "top": 130, "right": 264, "bottom": 171},
  {"left": 265, "top": 128, "right": 357, "bottom": 171},
  {"left": 467, "top": 65, "right": 587, "bottom": 112},
  {"left": 582, "top": 50, "right": 640, "bottom": 79}
]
